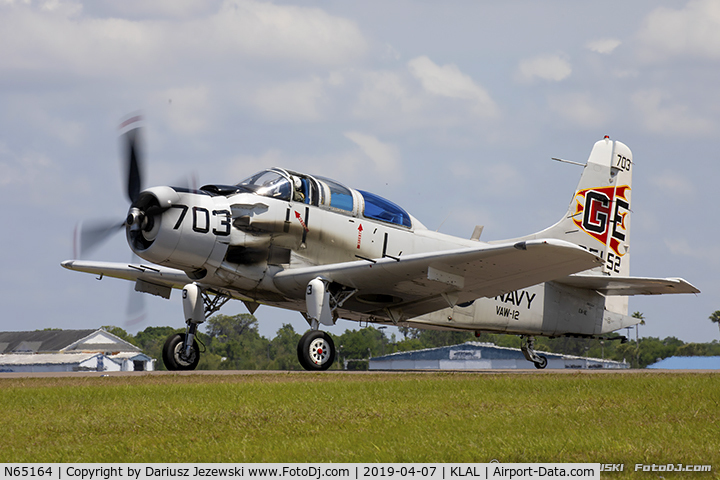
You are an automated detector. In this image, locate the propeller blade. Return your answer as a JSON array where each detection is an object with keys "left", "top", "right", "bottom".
[
  {"left": 125, "top": 288, "right": 147, "bottom": 327},
  {"left": 124, "top": 126, "right": 143, "bottom": 204},
  {"left": 74, "top": 219, "right": 125, "bottom": 258}
]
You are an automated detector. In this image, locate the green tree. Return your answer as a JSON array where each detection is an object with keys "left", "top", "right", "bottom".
[
  {"left": 709, "top": 311, "right": 720, "bottom": 338},
  {"left": 206, "top": 313, "right": 257, "bottom": 341},
  {"left": 334, "top": 327, "right": 391, "bottom": 370},
  {"left": 676, "top": 341, "right": 720, "bottom": 357},
  {"left": 204, "top": 314, "right": 270, "bottom": 370},
  {"left": 268, "top": 324, "right": 302, "bottom": 370},
  {"left": 632, "top": 311, "right": 646, "bottom": 367}
]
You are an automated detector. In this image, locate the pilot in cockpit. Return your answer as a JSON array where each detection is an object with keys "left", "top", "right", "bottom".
[{"left": 292, "top": 176, "right": 305, "bottom": 203}]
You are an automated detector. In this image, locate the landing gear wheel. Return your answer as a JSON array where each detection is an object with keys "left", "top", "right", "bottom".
[
  {"left": 162, "top": 333, "right": 200, "bottom": 371},
  {"left": 533, "top": 355, "right": 548, "bottom": 369},
  {"left": 297, "top": 330, "right": 335, "bottom": 371}
]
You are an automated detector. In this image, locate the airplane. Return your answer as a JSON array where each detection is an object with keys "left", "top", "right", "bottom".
[{"left": 62, "top": 119, "right": 699, "bottom": 370}]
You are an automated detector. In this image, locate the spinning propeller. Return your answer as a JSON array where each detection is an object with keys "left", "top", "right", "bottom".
[
  {"left": 74, "top": 116, "right": 196, "bottom": 258},
  {"left": 73, "top": 116, "right": 195, "bottom": 327},
  {"left": 74, "top": 116, "right": 146, "bottom": 258}
]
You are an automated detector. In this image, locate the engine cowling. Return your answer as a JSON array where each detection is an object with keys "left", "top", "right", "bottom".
[{"left": 126, "top": 187, "right": 230, "bottom": 274}]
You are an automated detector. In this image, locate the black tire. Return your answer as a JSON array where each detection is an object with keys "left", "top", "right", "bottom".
[
  {"left": 297, "top": 330, "right": 335, "bottom": 371},
  {"left": 534, "top": 355, "right": 548, "bottom": 369},
  {"left": 162, "top": 333, "right": 200, "bottom": 371}
]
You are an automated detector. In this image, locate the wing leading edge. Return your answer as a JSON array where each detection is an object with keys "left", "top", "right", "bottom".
[{"left": 61, "top": 260, "right": 191, "bottom": 294}]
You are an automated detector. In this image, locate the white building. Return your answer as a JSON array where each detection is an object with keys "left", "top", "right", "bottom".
[
  {"left": 0, "top": 329, "right": 154, "bottom": 373},
  {"left": 369, "top": 342, "right": 628, "bottom": 370}
]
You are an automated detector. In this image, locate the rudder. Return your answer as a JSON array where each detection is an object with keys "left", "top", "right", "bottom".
[{"left": 528, "top": 136, "right": 632, "bottom": 274}]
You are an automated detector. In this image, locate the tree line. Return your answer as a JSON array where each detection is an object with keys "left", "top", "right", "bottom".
[{"left": 103, "top": 310, "right": 720, "bottom": 370}]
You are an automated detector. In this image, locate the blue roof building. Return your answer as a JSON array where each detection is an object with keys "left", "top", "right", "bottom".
[
  {"left": 647, "top": 356, "right": 720, "bottom": 370},
  {"left": 369, "top": 342, "right": 628, "bottom": 370}
]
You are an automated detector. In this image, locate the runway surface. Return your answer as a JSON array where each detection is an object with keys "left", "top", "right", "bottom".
[{"left": 0, "top": 368, "right": 714, "bottom": 379}]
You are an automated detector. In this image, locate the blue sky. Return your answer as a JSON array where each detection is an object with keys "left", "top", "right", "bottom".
[{"left": 1, "top": 0, "right": 717, "bottom": 343}]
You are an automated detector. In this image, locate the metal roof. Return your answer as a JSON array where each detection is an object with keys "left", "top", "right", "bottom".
[
  {"left": 371, "top": 342, "right": 561, "bottom": 362},
  {"left": 0, "top": 353, "right": 101, "bottom": 366},
  {"left": 371, "top": 341, "right": 628, "bottom": 367},
  {"left": 647, "top": 356, "right": 720, "bottom": 369},
  {"left": 0, "top": 329, "right": 139, "bottom": 354}
]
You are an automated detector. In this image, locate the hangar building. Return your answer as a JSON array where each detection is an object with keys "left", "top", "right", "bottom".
[
  {"left": 647, "top": 356, "right": 720, "bottom": 369},
  {"left": 0, "top": 329, "right": 154, "bottom": 373},
  {"left": 369, "top": 342, "right": 628, "bottom": 370}
]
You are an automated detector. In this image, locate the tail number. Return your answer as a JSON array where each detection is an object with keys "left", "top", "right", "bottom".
[{"left": 616, "top": 154, "right": 631, "bottom": 172}]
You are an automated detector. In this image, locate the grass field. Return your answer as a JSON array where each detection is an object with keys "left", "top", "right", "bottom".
[{"left": 0, "top": 371, "right": 717, "bottom": 472}]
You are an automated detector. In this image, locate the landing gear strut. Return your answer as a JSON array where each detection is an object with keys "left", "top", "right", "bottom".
[
  {"left": 296, "top": 277, "right": 354, "bottom": 370},
  {"left": 162, "top": 283, "right": 231, "bottom": 371},
  {"left": 521, "top": 336, "right": 548, "bottom": 369}
]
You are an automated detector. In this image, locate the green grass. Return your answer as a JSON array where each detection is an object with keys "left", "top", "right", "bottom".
[{"left": 0, "top": 372, "right": 718, "bottom": 469}]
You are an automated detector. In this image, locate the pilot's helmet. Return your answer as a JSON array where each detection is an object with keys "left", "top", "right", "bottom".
[{"left": 292, "top": 176, "right": 302, "bottom": 190}]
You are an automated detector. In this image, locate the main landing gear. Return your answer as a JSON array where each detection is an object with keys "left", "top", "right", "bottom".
[
  {"left": 296, "top": 277, "right": 355, "bottom": 371},
  {"left": 521, "top": 336, "right": 548, "bottom": 369},
  {"left": 162, "top": 277, "right": 353, "bottom": 371},
  {"left": 162, "top": 283, "right": 230, "bottom": 371}
]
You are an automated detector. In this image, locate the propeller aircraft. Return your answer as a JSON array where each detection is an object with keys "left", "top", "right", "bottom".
[{"left": 62, "top": 119, "right": 699, "bottom": 370}]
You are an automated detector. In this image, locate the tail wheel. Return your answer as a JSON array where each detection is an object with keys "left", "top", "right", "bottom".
[
  {"left": 533, "top": 355, "right": 548, "bottom": 369},
  {"left": 297, "top": 330, "right": 335, "bottom": 371},
  {"left": 162, "top": 333, "right": 200, "bottom": 371}
]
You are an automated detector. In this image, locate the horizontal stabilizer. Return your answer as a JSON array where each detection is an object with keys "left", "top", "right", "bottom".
[{"left": 555, "top": 274, "right": 700, "bottom": 296}]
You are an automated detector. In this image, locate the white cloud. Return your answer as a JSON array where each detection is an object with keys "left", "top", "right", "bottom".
[
  {"left": 638, "top": 0, "right": 720, "bottom": 61},
  {"left": 632, "top": 89, "right": 716, "bottom": 136},
  {"left": 87, "top": 0, "right": 219, "bottom": 20},
  {"left": 548, "top": 93, "right": 609, "bottom": 128},
  {"left": 353, "top": 71, "right": 424, "bottom": 123},
  {"left": 250, "top": 77, "right": 328, "bottom": 123},
  {"left": 586, "top": 38, "right": 621, "bottom": 55},
  {"left": 344, "top": 132, "right": 401, "bottom": 175},
  {"left": 0, "top": 144, "right": 53, "bottom": 186},
  {"left": 208, "top": 0, "right": 367, "bottom": 66},
  {"left": 664, "top": 238, "right": 720, "bottom": 264},
  {"left": 450, "top": 160, "right": 524, "bottom": 196},
  {"left": 0, "top": 0, "right": 367, "bottom": 82},
  {"left": 650, "top": 171, "right": 695, "bottom": 197},
  {"left": 516, "top": 54, "right": 572, "bottom": 82},
  {"left": 157, "top": 86, "right": 211, "bottom": 134},
  {"left": 407, "top": 56, "right": 497, "bottom": 116}
]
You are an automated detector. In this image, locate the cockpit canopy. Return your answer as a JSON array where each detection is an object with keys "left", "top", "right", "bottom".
[
  {"left": 236, "top": 168, "right": 412, "bottom": 228},
  {"left": 237, "top": 170, "right": 291, "bottom": 201}
]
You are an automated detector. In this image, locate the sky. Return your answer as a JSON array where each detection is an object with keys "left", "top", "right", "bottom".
[{"left": 1, "top": 0, "right": 718, "bottom": 344}]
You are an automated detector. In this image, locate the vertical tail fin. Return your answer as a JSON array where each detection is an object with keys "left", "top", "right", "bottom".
[{"left": 512, "top": 136, "right": 633, "bottom": 313}]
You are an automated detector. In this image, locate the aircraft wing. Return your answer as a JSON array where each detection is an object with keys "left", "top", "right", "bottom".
[
  {"left": 61, "top": 260, "right": 191, "bottom": 294},
  {"left": 555, "top": 274, "right": 700, "bottom": 296},
  {"left": 273, "top": 239, "right": 603, "bottom": 319}
]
